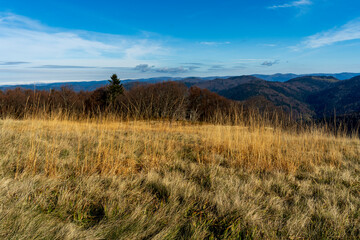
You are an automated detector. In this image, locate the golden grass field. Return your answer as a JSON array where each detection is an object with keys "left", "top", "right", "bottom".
[{"left": 1, "top": 117, "right": 360, "bottom": 239}]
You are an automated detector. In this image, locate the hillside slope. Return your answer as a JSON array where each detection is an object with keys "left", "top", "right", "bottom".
[
  {"left": 184, "top": 75, "right": 261, "bottom": 92},
  {"left": 308, "top": 76, "right": 360, "bottom": 116},
  {"left": 216, "top": 76, "right": 339, "bottom": 117},
  {"left": 1, "top": 74, "right": 360, "bottom": 118}
]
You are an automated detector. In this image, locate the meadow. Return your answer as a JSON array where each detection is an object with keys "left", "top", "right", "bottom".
[{"left": 0, "top": 113, "right": 359, "bottom": 239}]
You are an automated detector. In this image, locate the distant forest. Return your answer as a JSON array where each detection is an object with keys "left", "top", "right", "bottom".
[{"left": 1, "top": 74, "right": 359, "bottom": 134}]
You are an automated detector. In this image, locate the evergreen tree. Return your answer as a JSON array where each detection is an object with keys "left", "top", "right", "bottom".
[{"left": 107, "top": 74, "right": 124, "bottom": 104}]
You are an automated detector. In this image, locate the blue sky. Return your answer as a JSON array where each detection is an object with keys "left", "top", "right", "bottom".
[{"left": 1, "top": 0, "right": 360, "bottom": 84}]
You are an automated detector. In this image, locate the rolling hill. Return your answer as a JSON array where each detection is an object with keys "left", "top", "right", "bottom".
[
  {"left": 182, "top": 75, "right": 261, "bottom": 92},
  {"left": 193, "top": 75, "right": 358, "bottom": 118},
  {"left": 308, "top": 75, "right": 360, "bottom": 117},
  {"left": 1, "top": 73, "right": 360, "bottom": 119},
  {"left": 253, "top": 72, "right": 360, "bottom": 82}
]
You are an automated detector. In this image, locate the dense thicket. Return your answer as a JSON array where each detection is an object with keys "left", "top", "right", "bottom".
[
  {"left": 0, "top": 81, "right": 277, "bottom": 123},
  {"left": 3, "top": 80, "right": 358, "bottom": 136}
]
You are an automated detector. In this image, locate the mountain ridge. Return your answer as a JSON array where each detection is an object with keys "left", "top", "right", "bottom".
[
  {"left": 1, "top": 73, "right": 360, "bottom": 119},
  {"left": 1, "top": 72, "right": 359, "bottom": 91}
]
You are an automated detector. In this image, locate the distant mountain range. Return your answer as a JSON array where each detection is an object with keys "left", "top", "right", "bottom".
[
  {"left": 1, "top": 72, "right": 359, "bottom": 92},
  {"left": 186, "top": 75, "right": 360, "bottom": 118},
  {"left": 0, "top": 77, "right": 180, "bottom": 92},
  {"left": 0, "top": 76, "right": 224, "bottom": 92},
  {"left": 252, "top": 72, "right": 360, "bottom": 82},
  {"left": 1, "top": 72, "right": 360, "bottom": 118}
]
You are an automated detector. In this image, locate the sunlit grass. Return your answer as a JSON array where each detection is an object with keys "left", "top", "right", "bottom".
[
  {"left": 0, "top": 117, "right": 360, "bottom": 239},
  {"left": 1, "top": 118, "right": 358, "bottom": 177}
]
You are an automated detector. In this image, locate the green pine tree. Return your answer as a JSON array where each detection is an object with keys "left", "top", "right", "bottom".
[{"left": 107, "top": 74, "right": 124, "bottom": 104}]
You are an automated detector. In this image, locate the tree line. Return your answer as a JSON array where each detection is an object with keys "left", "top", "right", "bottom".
[{"left": 0, "top": 74, "right": 285, "bottom": 125}]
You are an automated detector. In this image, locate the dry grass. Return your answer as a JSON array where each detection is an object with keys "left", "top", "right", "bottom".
[{"left": 0, "top": 117, "right": 360, "bottom": 239}]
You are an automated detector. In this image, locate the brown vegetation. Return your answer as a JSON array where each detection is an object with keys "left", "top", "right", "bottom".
[
  {"left": 0, "top": 81, "right": 285, "bottom": 126},
  {"left": 0, "top": 82, "right": 360, "bottom": 239}
]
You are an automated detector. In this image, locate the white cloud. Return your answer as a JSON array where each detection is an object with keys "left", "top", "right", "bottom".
[
  {"left": 301, "top": 18, "right": 360, "bottom": 48},
  {"left": 260, "top": 43, "right": 277, "bottom": 47},
  {"left": 155, "top": 66, "right": 188, "bottom": 74},
  {"left": 133, "top": 64, "right": 193, "bottom": 74},
  {"left": 269, "top": 0, "right": 312, "bottom": 9},
  {"left": 0, "top": 13, "right": 168, "bottom": 66},
  {"left": 234, "top": 59, "right": 270, "bottom": 62},
  {"left": 0, "top": 13, "right": 45, "bottom": 30},
  {"left": 124, "top": 41, "right": 166, "bottom": 59},
  {"left": 200, "top": 41, "right": 231, "bottom": 46}
]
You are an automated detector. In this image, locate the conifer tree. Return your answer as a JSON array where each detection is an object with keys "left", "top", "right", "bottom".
[{"left": 107, "top": 74, "right": 124, "bottom": 104}]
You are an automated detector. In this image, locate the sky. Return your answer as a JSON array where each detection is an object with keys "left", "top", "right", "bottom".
[{"left": 1, "top": 0, "right": 360, "bottom": 84}]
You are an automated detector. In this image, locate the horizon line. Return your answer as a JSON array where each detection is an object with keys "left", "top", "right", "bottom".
[{"left": 0, "top": 72, "right": 359, "bottom": 86}]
